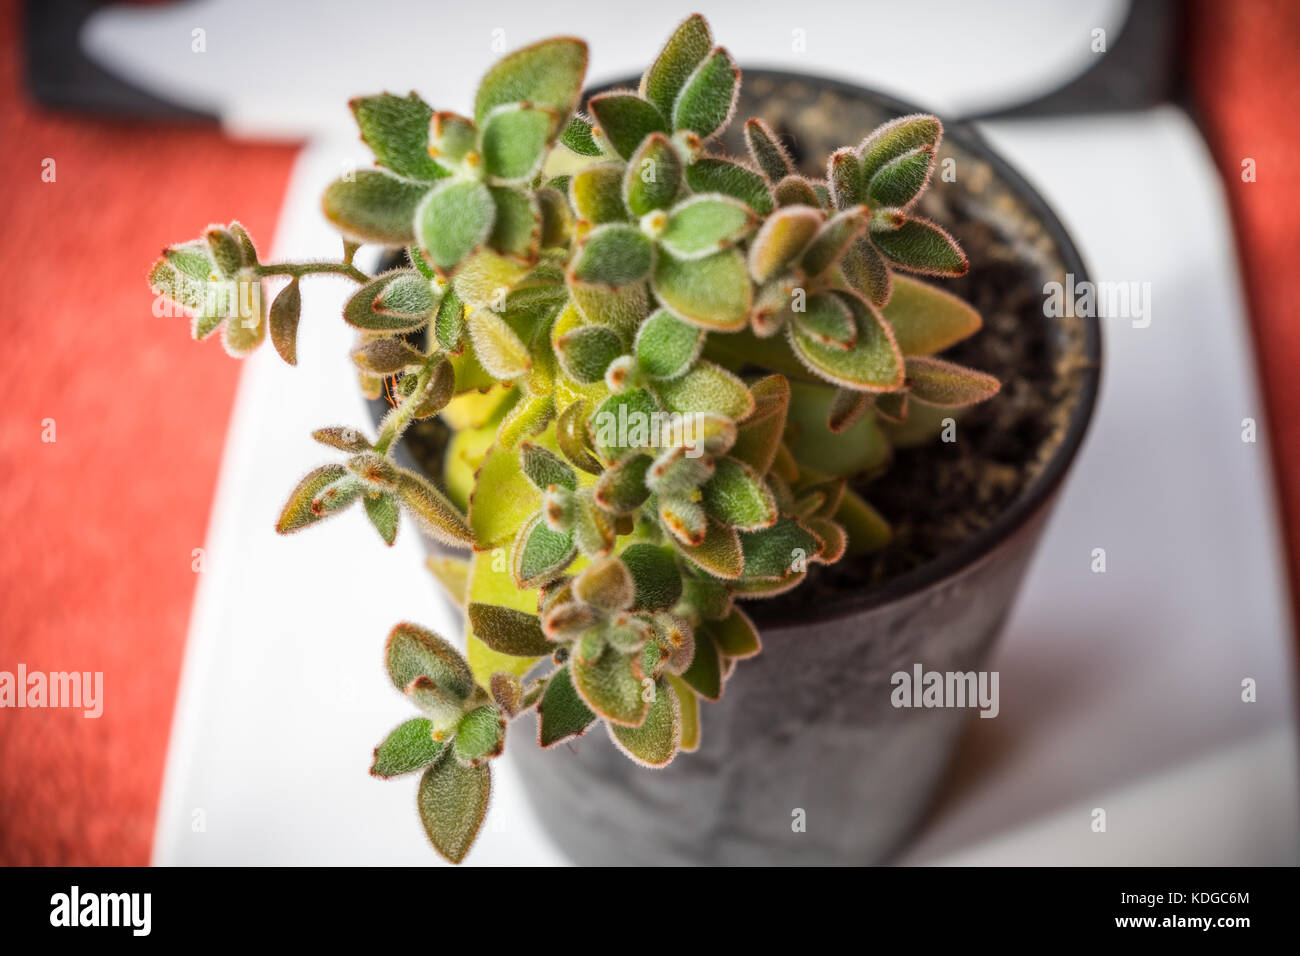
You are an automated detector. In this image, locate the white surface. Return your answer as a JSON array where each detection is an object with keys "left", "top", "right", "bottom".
[
  {"left": 149, "top": 27, "right": 1299, "bottom": 865},
  {"left": 84, "top": 0, "right": 1129, "bottom": 137}
]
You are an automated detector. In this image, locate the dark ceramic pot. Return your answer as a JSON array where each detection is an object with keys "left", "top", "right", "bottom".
[{"left": 370, "top": 71, "right": 1101, "bottom": 866}]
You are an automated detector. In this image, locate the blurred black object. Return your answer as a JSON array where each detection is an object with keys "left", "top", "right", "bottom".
[{"left": 23, "top": 0, "right": 214, "bottom": 121}]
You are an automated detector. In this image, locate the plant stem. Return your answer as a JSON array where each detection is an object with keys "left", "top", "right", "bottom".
[
  {"left": 255, "top": 260, "right": 370, "bottom": 284},
  {"left": 373, "top": 353, "right": 441, "bottom": 456}
]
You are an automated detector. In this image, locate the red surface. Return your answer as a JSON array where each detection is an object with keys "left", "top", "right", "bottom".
[
  {"left": 0, "top": 2, "right": 297, "bottom": 863},
  {"left": 1188, "top": 0, "right": 1300, "bottom": 637}
]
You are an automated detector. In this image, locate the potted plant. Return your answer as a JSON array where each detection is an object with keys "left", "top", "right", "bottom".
[{"left": 149, "top": 14, "right": 1098, "bottom": 865}]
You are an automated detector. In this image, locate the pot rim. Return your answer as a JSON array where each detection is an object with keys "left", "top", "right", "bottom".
[{"left": 593, "top": 68, "right": 1103, "bottom": 627}]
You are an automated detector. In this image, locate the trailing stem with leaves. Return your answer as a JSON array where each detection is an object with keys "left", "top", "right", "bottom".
[{"left": 149, "top": 14, "right": 999, "bottom": 862}]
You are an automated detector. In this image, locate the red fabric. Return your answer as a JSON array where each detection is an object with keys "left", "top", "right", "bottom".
[
  {"left": 0, "top": 1, "right": 297, "bottom": 863},
  {"left": 1188, "top": 0, "right": 1300, "bottom": 636}
]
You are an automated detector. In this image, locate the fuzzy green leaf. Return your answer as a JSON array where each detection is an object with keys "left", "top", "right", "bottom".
[
  {"left": 536, "top": 186, "right": 572, "bottom": 248},
  {"left": 433, "top": 285, "right": 466, "bottom": 352},
  {"left": 269, "top": 278, "right": 301, "bottom": 365},
  {"left": 322, "top": 170, "right": 428, "bottom": 246},
  {"left": 556, "top": 324, "right": 623, "bottom": 384},
  {"left": 867, "top": 144, "right": 935, "bottom": 208},
  {"left": 802, "top": 206, "right": 869, "bottom": 278},
  {"left": 590, "top": 388, "right": 658, "bottom": 459},
  {"left": 634, "top": 308, "right": 702, "bottom": 380},
  {"left": 641, "top": 13, "right": 712, "bottom": 120},
  {"left": 396, "top": 470, "right": 475, "bottom": 546},
  {"left": 653, "top": 248, "right": 751, "bottom": 331},
  {"left": 588, "top": 92, "right": 667, "bottom": 161},
  {"left": 363, "top": 492, "right": 400, "bottom": 546},
  {"left": 474, "top": 37, "right": 588, "bottom": 126},
  {"left": 680, "top": 626, "right": 722, "bottom": 700},
  {"left": 773, "top": 175, "right": 822, "bottom": 208},
  {"left": 707, "top": 607, "right": 760, "bottom": 659},
  {"left": 672, "top": 47, "right": 738, "bottom": 139},
  {"left": 410, "top": 359, "right": 456, "bottom": 418},
  {"left": 835, "top": 487, "right": 892, "bottom": 556},
  {"left": 594, "top": 453, "right": 652, "bottom": 513},
  {"left": 570, "top": 223, "right": 654, "bottom": 286},
  {"left": 386, "top": 621, "right": 474, "bottom": 700},
  {"left": 511, "top": 513, "right": 576, "bottom": 588},
  {"left": 647, "top": 447, "right": 713, "bottom": 496},
  {"left": 418, "top": 753, "right": 490, "bottom": 864},
  {"left": 537, "top": 665, "right": 596, "bottom": 746},
  {"left": 792, "top": 292, "right": 856, "bottom": 349},
  {"left": 788, "top": 290, "right": 902, "bottom": 391},
  {"left": 350, "top": 92, "right": 445, "bottom": 182},
  {"left": 561, "top": 114, "right": 604, "bottom": 156},
  {"left": 573, "top": 556, "right": 635, "bottom": 611},
  {"left": 570, "top": 163, "right": 628, "bottom": 224},
  {"left": 520, "top": 442, "right": 577, "bottom": 491},
  {"left": 669, "top": 673, "right": 701, "bottom": 752},
  {"left": 481, "top": 103, "right": 555, "bottom": 183},
  {"left": 827, "top": 148, "right": 861, "bottom": 209},
  {"left": 840, "top": 237, "right": 892, "bottom": 308},
  {"left": 624, "top": 133, "right": 682, "bottom": 217},
  {"left": 662, "top": 494, "right": 707, "bottom": 547},
  {"left": 744, "top": 118, "right": 793, "bottom": 182},
  {"left": 658, "top": 194, "right": 755, "bottom": 259},
  {"left": 702, "top": 457, "right": 777, "bottom": 531},
  {"left": 371, "top": 717, "right": 445, "bottom": 778},
  {"left": 416, "top": 179, "right": 496, "bottom": 274},
  {"left": 275, "top": 464, "right": 349, "bottom": 534},
  {"left": 453, "top": 706, "right": 506, "bottom": 766},
  {"left": 351, "top": 337, "right": 425, "bottom": 374},
  {"left": 467, "top": 307, "right": 530, "bottom": 379},
  {"left": 571, "top": 645, "right": 648, "bottom": 726},
  {"left": 557, "top": 400, "right": 603, "bottom": 475},
  {"left": 313, "top": 426, "right": 373, "bottom": 453},
  {"left": 827, "top": 387, "right": 872, "bottom": 433},
  {"left": 730, "top": 374, "right": 789, "bottom": 475},
  {"left": 881, "top": 274, "right": 981, "bottom": 355},
  {"left": 675, "top": 518, "right": 743, "bottom": 579},
  {"left": 872, "top": 218, "right": 967, "bottom": 276},
  {"left": 739, "top": 519, "right": 821, "bottom": 578},
  {"left": 490, "top": 672, "right": 523, "bottom": 716},
  {"left": 428, "top": 111, "right": 478, "bottom": 166},
  {"left": 610, "top": 678, "right": 679, "bottom": 766},
  {"left": 654, "top": 360, "right": 753, "bottom": 419},
  {"left": 684, "top": 158, "right": 773, "bottom": 215},
  {"left": 486, "top": 186, "right": 541, "bottom": 260},
  {"left": 621, "top": 542, "right": 683, "bottom": 611},
  {"left": 748, "top": 205, "right": 821, "bottom": 282},
  {"left": 468, "top": 604, "right": 554, "bottom": 659},
  {"left": 904, "top": 356, "right": 1000, "bottom": 407},
  {"left": 374, "top": 271, "right": 437, "bottom": 319},
  {"left": 571, "top": 492, "right": 615, "bottom": 557},
  {"left": 204, "top": 227, "right": 242, "bottom": 279},
  {"left": 679, "top": 573, "right": 733, "bottom": 621},
  {"left": 857, "top": 114, "right": 942, "bottom": 186}
]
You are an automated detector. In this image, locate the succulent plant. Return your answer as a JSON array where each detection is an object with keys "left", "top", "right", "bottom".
[{"left": 148, "top": 14, "right": 1000, "bottom": 863}]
